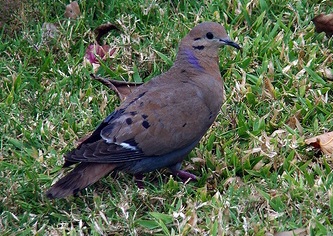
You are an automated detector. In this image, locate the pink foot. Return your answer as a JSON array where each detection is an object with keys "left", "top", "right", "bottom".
[{"left": 173, "top": 170, "right": 197, "bottom": 182}]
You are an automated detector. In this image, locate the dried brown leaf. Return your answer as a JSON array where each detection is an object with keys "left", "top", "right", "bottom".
[
  {"left": 312, "top": 13, "right": 333, "bottom": 37},
  {"left": 286, "top": 115, "right": 303, "bottom": 134},
  {"left": 64, "top": 1, "right": 81, "bottom": 19},
  {"left": 305, "top": 131, "right": 333, "bottom": 154},
  {"left": 187, "top": 210, "right": 197, "bottom": 228},
  {"left": 83, "top": 23, "right": 120, "bottom": 72},
  {"left": 83, "top": 44, "right": 118, "bottom": 72},
  {"left": 85, "top": 44, "right": 118, "bottom": 63},
  {"left": 94, "top": 23, "right": 120, "bottom": 45},
  {"left": 90, "top": 74, "right": 143, "bottom": 101},
  {"left": 263, "top": 77, "right": 276, "bottom": 98}
]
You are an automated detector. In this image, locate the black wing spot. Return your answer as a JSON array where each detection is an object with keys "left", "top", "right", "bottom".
[
  {"left": 181, "top": 69, "right": 186, "bottom": 73},
  {"left": 142, "top": 120, "right": 150, "bottom": 129},
  {"left": 182, "top": 123, "right": 187, "bottom": 127},
  {"left": 126, "top": 118, "right": 133, "bottom": 125},
  {"left": 194, "top": 37, "right": 201, "bottom": 41},
  {"left": 193, "top": 45, "right": 204, "bottom": 50},
  {"left": 142, "top": 114, "right": 148, "bottom": 119},
  {"left": 130, "top": 111, "right": 137, "bottom": 116}
]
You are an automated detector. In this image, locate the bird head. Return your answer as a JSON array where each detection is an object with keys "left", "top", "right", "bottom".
[{"left": 181, "top": 22, "right": 240, "bottom": 58}]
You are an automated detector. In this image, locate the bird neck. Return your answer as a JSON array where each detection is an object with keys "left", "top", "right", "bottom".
[{"left": 173, "top": 46, "right": 221, "bottom": 78}]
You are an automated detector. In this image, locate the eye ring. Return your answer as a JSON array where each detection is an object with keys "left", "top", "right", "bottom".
[{"left": 206, "top": 32, "right": 214, "bottom": 39}]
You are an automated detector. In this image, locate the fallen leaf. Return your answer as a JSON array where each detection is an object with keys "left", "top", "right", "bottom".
[
  {"left": 85, "top": 44, "right": 118, "bottom": 64},
  {"left": 263, "top": 61, "right": 276, "bottom": 99},
  {"left": 286, "top": 114, "right": 303, "bottom": 134},
  {"left": 64, "top": 1, "right": 81, "bottom": 19},
  {"left": 305, "top": 131, "right": 333, "bottom": 154},
  {"left": 263, "top": 77, "right": 276, "bottom": 99},
  {"left": 90, "top": 74, "right": 143, "bottom": 101},
  {"left": 312, "top": 13, "right": 333, "bottom": 37},
  {"left": 94, "top": 23, "right": 119, "bottom": 45},
  {"left": 187, "top": 210, "right": 197, "bottom": 228},
  {"left": 83, "top": 23, "right": 120, "bottom": 72},
  {"left": 83, "top": 44, "right": 118, "bottom": 72}
]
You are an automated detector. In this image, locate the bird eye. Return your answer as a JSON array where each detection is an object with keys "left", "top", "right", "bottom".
[{"left": 206, "top": 32, "right": 214, "bottom": 39}]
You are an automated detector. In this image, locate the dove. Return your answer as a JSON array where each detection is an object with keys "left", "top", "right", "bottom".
[{"left": 46, "top": 22, "right": 240, "bottom": 199}]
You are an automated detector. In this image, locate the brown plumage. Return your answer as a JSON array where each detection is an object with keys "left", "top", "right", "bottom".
[{"left": 46, "top": 22, "right": 240, "bottom": 199}]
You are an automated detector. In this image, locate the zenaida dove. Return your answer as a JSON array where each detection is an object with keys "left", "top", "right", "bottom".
[{"left": 46, "top": 22, "right": 240, "bottom": 199}]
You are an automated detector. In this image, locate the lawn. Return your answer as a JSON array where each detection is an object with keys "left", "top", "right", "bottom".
[{"left": 1, "top": 0, "right": 333, "bottom": 235}]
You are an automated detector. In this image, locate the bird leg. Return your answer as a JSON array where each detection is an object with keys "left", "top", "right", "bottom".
[
  {"left": 134, "top": 173, "right": 145, "bottom": 189},
  {"left": 170, "top": 163, "right": 197, "bottom": 183},
  {"left": 172, "top": 170, "right": 197, "bottom": 182}
]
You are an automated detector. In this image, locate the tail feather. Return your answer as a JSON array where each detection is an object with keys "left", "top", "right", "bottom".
[{"left": 46, "top": 163, "right": 117, "bottom": 199}]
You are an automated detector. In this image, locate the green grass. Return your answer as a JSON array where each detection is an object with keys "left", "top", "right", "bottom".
[{"left": 1, "top": 0, "right": 333, "bottom": 235}]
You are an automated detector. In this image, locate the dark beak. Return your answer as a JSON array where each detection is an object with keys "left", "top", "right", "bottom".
[{"left": 220, "top": 38, "right": 241, "bottom": 50}]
